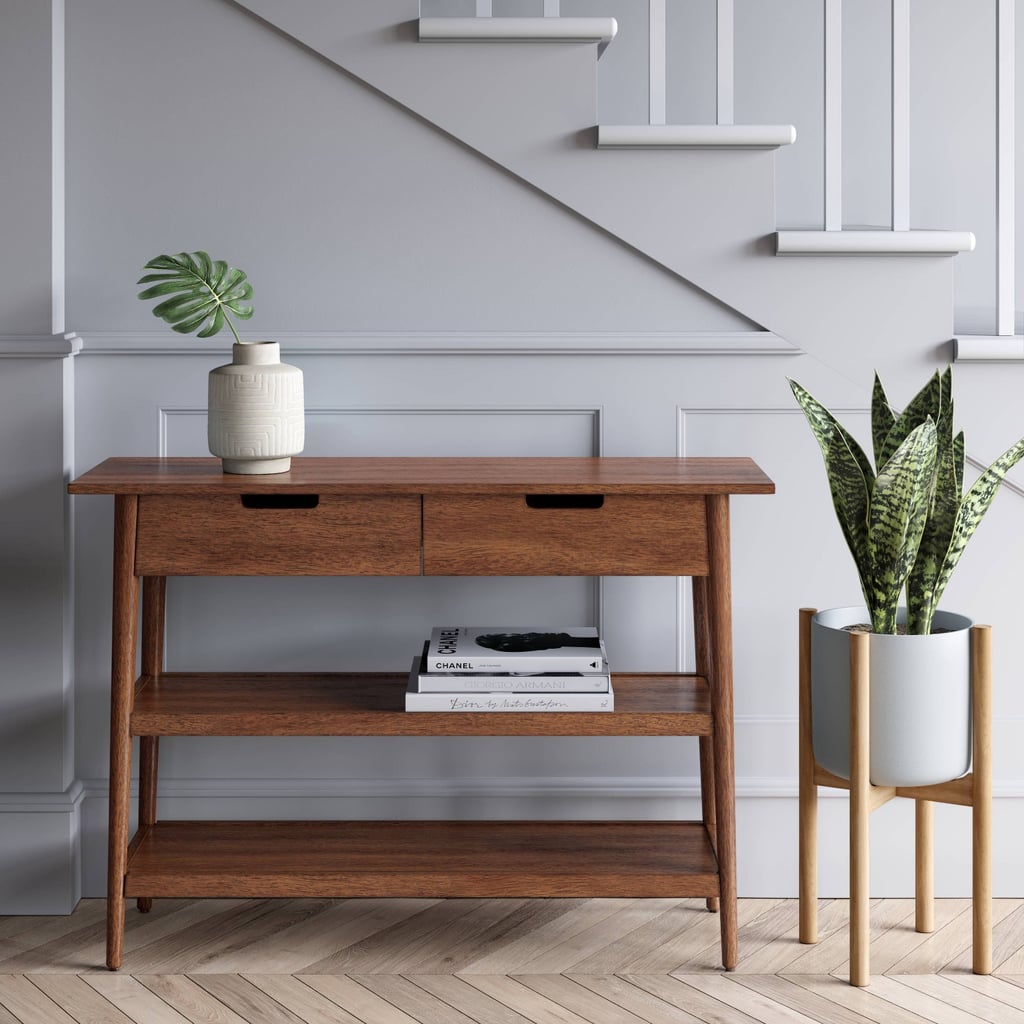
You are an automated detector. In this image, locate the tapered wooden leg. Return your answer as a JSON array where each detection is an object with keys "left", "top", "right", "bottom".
[
  {"left": 107, "top": 496, "right": 139, "bottom": 970},
  {"left": 849, "top": 630, "right": 871, "bottom": 987},
  {"left": 972, "top": 625, "right": 993, "bottom": 975},
  {"left": 799, "top": 607, "right": 818, "bottom": 944},
  {"left": 705, "top": 495, "right": 737, "bottom": 969},
  {"left": 136, "top": 576, "right": 166, "bottom": 914},
  {"left": 915, "top": 799, "right": 934, "bottom": 933},
  {"left": 693, "top": 576, "right": 719, "bottom": 912}
]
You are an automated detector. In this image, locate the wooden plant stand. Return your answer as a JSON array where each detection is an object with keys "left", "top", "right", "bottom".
[{"left": 798, "top": 607, "right": 992, "bottom": 987}]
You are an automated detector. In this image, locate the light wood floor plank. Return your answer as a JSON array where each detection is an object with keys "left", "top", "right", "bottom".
[
  {"left": 0, "top": 975, "right": 80, "bottom": 1024},
  {"left": 893, "top": 975, "right": 1024, "bottom": 1024},
  {"left": 409, "top": 974, "right": 537, "bottom": 1024},
  {"left": 832, "top": 899, "right": 972, "bottom": 979},
  {"left": 29, "top": 975, "right": 136, "bottom": 1024},
  {"left": 514, "top": 973, "right": 653, "bottom": 1024},
  {"left": 83, "top": 974, "right": 195, "bottom": 1024},
  {"left": 948, "top": 973, "right": 1024, "bottom": 1011},
  {"left": 781, "top": 899, "right": 917, "bottom": 977},
  {"left": 460, "top": 899, "right": 636, "bottom": 975},
  {"left": 510, "top": 899, "right": 683, "bottom": 974},
  {"left": 785, "top": 974, "right": 935, "bottom": 1024},
  {"left": 732, "top": 973, "right": 896, "bottom": 1024},
  {"left": 136, "top": 974, "right": 252, "bottom": 1024},
  {"left": 969, "top": 901, "right": 1024, "bottom": 973},
  {"left": 460, "top": 975, "right": 596, "bottom": 1024},
  {"left": 384, "top": 899, "right": 531, "bottom": 975},
  {"left": 193, "top": 898, "right": 440, "bottom": 975},
  {"left": 861, "top": 975, "right": 991, "bottom": 1024},
  {"left": 678, "top": 973, "right": 829, "bottom": 1024},
  {"left": 885, "top": 901, "right": 1019, "bottom": 976},
  {"left": 568, "top": 973, "right": 708, "bottom": 1022},
  {"left": 298, "top": 974, "right": 427, "bottom": 1023},
  {"left": 242, "top": 975, "right": 368, "bottom": 1024},
  {"left": 625, "top": 974, "right": 766, "bottom": 1024},
  {"left": 188, "top": 975, "right": 308, "bottom": 1024},
  {"left": 354, "top": 974, "right": 482, "bottom": 1023},
  {"left": 624, "top": 899, "right": 785, "bottom": 974},
  {"left": 303, "top": 897, "right": 490, "bottom": 974}
]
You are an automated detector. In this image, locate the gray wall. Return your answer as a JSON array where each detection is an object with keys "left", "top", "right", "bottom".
[{"left": 3, "top": 0, "right": 1023, "bottom": 913}]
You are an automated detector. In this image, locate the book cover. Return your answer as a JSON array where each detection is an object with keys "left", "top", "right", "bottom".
[
  {"left": 425, "top": 626, "right": 606, "bottom": 673},
  {"left": 415, "top": 647, "right": 610, "bottom": 692},
  {"left": 406, "top": 661, "right": 614, "bottom": 712}
]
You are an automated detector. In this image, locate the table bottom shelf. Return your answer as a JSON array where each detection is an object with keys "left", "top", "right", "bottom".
[{"left": 125, "top": 820, "right": 720, "bottom": 899}]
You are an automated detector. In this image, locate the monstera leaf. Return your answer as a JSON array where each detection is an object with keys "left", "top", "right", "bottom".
[{"left": 137, "top": 251, "right": 253, "bottom": 344}]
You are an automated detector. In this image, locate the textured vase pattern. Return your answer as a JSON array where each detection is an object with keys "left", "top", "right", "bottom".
[{"left": 208, "top": 342, "right": 304, "bottom": 475}]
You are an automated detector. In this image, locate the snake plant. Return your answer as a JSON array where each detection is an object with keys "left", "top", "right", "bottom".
[
  {"left": 790, "top": 368, "right": 1024, "bottom": 635},
  {"left": 137, "top": 251, "right": 253, "bottom": 345}
]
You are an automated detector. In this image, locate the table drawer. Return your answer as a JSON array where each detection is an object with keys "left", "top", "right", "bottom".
[
  {"left": 423, "top": 494, "right": 708, "bottom": 576},
  {"left": 135, "top": 494, "right": 422, "bottom": 575}
]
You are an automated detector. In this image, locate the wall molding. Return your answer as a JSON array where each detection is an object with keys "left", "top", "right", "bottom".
[
  {"left": 0, "top": 780, "right": 84, "bottom": 814},
  {"left": 0, "top": 334, "right": 81, "bottom": 358},
  {"left": 73, "top": 330, "right": 800, "bottom": 356}
]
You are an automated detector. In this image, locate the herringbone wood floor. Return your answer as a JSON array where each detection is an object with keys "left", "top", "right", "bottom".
[{"left": 2, "top": 897, "right": 1024, "bottom": 1022}]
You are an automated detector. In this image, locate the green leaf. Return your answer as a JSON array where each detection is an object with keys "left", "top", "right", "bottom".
[
  {"left": 866, "top": 419, "right": 937, "bottom": 633},
  {"left": 907, "top": 425, "right": 959, "bottom": 633},
  {"left": 878, "top": 370, "right": 941, "bottom": 467},
  {"left": 789, "top": 379, "right": 874, "bottom": 598},
  {"left": 930, "top": 436, "right": 1024, "bottom": 614},
  {"left": 137, "top": 250, "right": 252, "bottom": 343},
  {"left": 871, "top": 373, "right": 896, "bottom": 469}
]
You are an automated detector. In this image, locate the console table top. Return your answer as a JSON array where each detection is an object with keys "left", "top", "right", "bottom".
[{"left": 69, "top": 456, "right": 775, "bottom": 496}]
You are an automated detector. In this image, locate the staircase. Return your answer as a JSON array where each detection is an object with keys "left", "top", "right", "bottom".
[{"left": 231, "top": 0, "right": 995, "bottom": 375}]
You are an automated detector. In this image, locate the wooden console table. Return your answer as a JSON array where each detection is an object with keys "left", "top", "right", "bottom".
[{"left": 69, "top": 456, "right": 774, "bottom": 970}]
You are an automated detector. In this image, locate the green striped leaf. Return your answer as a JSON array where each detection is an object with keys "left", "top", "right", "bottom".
[
  {"left": 930, "top": 437, "right": 1024, "bottom": 612},
  {"left": 789, "top": 379, "right": 874, "bottom": 592},
  {"left": 871, "top": 373, "right": 896, "bottom": 469},
  {"left": 866, "top": 419, "right": 937, "bottom": 633},
  {"left": 877, "top": 370, "right": 942, "bottom": 467}
]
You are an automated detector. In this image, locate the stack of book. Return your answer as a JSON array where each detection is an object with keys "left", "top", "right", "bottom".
[{"left": 406, "top": 626, "right": 613, "bottom": 712}]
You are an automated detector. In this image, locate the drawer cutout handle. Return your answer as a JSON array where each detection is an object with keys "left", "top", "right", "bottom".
[
  {"left": 240, "top": 494, "right": 320, "bottom": 510},
  {"left": 525, "top": 494, "right": 605, "bottom": 510}
]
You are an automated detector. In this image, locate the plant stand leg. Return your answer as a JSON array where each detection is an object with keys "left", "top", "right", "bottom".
[
  {"left": 849, "top": 630, "right": 871, "bottom": 988},
  {"left": 799, "top": 608, "right": 818, "bottom": 944},
  {"left": 973, "top": 625, "right": 993, "bottom": 975},
  {"left": 915, "top": 799, "right": 934, "bottom": 933}
]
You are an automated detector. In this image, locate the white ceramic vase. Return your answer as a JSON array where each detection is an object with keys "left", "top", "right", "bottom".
[
  {"left": 207, "top": 341, "right": 304, "bottom": 475},
  {"left": 810, "top": 606, "right": 973, "bottom": 787}
]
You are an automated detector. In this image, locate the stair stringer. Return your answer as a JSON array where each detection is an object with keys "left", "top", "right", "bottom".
[{"left": 230, "top": 0, "right": 955, "bottom": 373}]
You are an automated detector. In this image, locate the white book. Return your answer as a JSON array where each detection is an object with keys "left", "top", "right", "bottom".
[
  {"left": 425, "top": 626, "right": 606, "bottom": 673},
  {"left": 414, "top": 646, "right": 609, "bottom": 692},
  {"left": 406, "top": 660, "right": 614, "bottom": 712}
]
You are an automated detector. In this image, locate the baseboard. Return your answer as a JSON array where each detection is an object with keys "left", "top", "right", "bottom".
[{"left": 0, "top": 781, "right": 83, "bottom": 914}]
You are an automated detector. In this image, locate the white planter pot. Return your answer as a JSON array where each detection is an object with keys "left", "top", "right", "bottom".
[
  {"left": 207, "top": 341, "right": 304, "bottom": 475},
  {"left": 810, "top": 606, "right": 973, "bottom": 787}
]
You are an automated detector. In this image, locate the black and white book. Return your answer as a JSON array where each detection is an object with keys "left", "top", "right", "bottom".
[
  {"left": 415, "top": 648, "right": 610, "bottom": 693},
  {"left": 425, "top": 626, "right": 606, "bottom": 674},
  {"left": 406, "top": 660, "right": 614, "bottom": 712}
]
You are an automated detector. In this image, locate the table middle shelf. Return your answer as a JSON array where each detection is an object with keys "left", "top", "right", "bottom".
[{"left": 131, "top": 672, "right": 712, "bottom": 737}]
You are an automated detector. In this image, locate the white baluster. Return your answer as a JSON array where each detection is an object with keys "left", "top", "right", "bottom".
[
  {"left": 649, "top": 0, "right": 666, "bottom": 125},
  {"left": 891, "top": 0, "right": 910, "bottom": 231},
  {"left": 476, "top": 0, "right": 492, "bottom": 16},
  {"left": 997, "top": 0, "right": 1015, "bottom": 335},
  {"left": 824, "top": 0, "right": 842, "bottom": 231},
  {"left": 717, "top": 0, "right": 734, "bottom": 126},
  {"left": 544, "top": 0, "right": 560, "bottom": 15}
]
